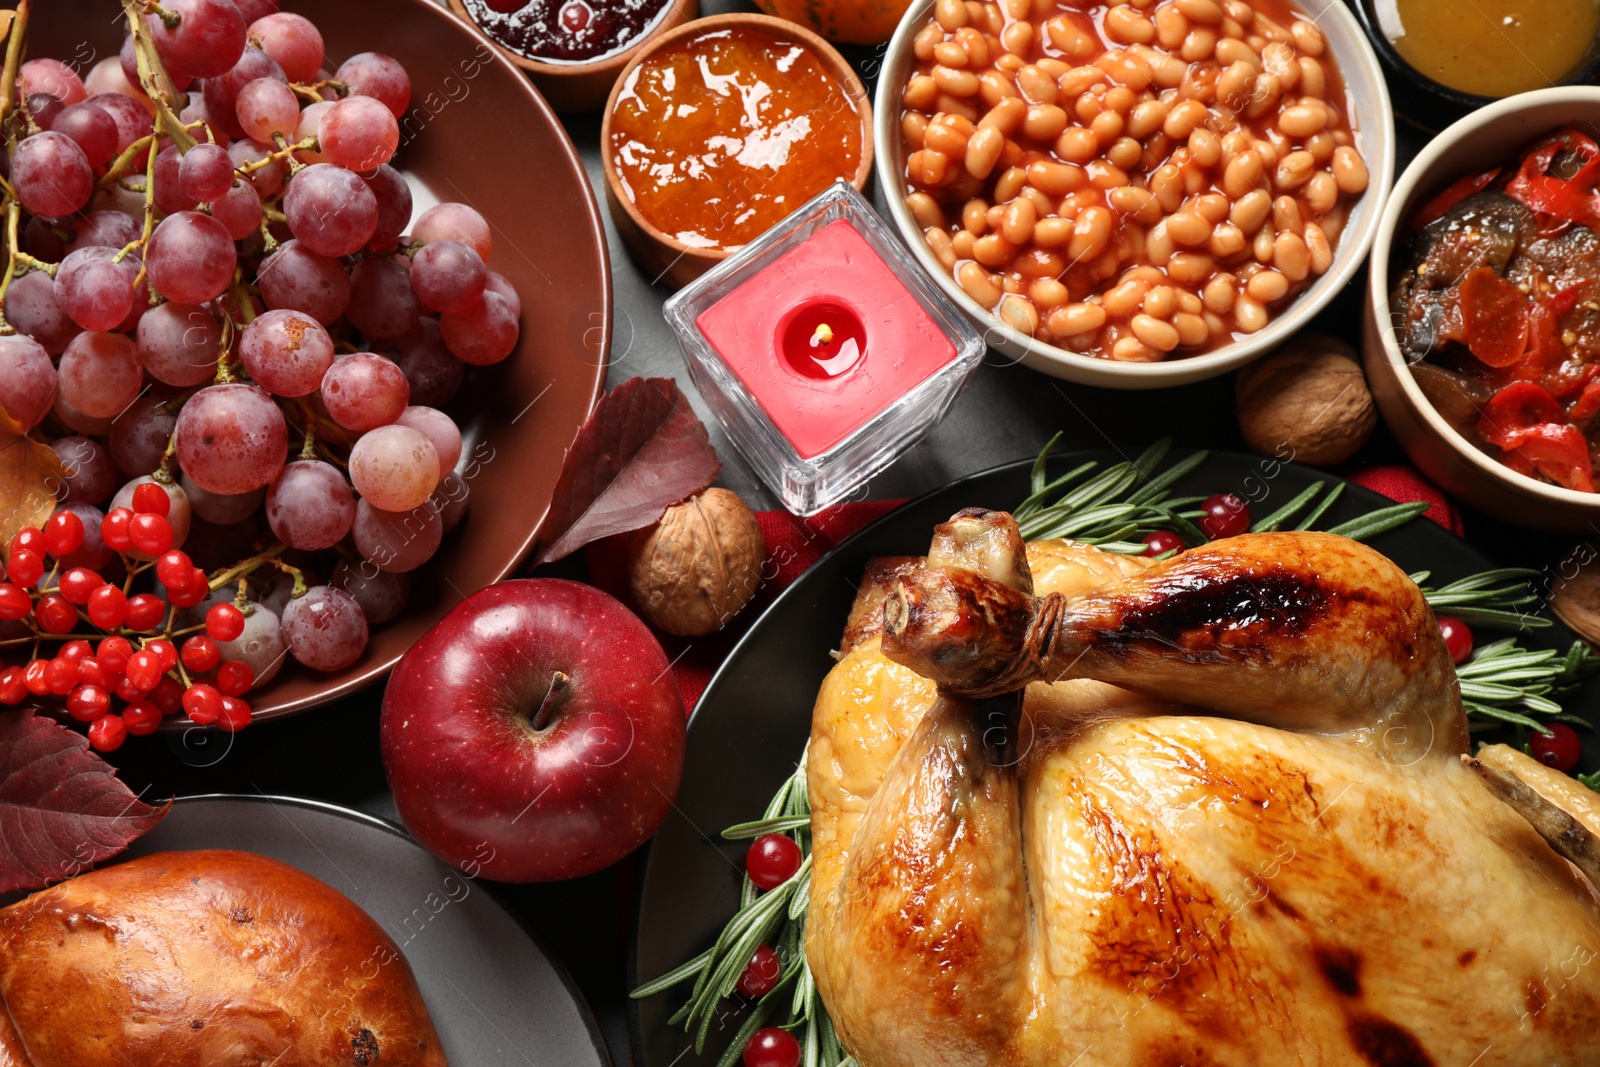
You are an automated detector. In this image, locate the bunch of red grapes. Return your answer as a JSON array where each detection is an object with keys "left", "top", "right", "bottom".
[{"left": 0, "top": 0, "right": 524, "bottom": 748}]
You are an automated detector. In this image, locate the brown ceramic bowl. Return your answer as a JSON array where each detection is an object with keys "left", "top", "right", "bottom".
[
  {"left": 599, "top": 12, "right": 875, "bottom": 290},
  {"left": 445, "top": 0, "right": 698, "bottom": 113},
  {"left": 1364, "top": 86, "right": 1600, "bottom": 533},
  {"left": 31, "top": 0, "right": 610, "bottom": 726}
]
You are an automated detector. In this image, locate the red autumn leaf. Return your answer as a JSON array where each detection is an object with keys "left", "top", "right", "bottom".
[
  {"left": 0, "top": 710, "right": 169, "bottom": 894},
  {"left": 535, "top": 377, "right": 721, "bottom": 565}
]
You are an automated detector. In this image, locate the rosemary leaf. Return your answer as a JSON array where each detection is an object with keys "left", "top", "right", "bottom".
[
  {"left": 723, "top": 815, "right": 810, "bottom": 839},
  {"left": 1126, "top": 448, "right": 1209, "bottom": 505},
  {"left": 630, "top": 948, "right": 714, "bottom": 999},
  {"left": 1323, "top": 502, "right": 1429, "bottom": 541},
  {"left": 712, "top": 1000, "right": 777, "bottom": 1067},
  {"left": 1250, "top": 482, "right": 1326, "bottom": 534},
  {"left": 1293, "top": 482, "right": 1345, "bottom": 530}
]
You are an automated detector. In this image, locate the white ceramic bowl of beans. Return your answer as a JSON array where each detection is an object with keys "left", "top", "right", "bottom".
[{"left": 875, "top": 0, "right": 1395, "bottom": 388}]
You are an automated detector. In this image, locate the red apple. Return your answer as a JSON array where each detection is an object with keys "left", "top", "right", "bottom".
[{"left": 380, "top": 578, "right": 686, "bottom": 881}]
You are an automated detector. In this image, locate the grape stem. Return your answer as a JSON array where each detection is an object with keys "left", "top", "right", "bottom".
[
  {"left": 139, "top": 0, "right": 181, "bottom": 31},
  {"left": 0, "top": 1, "right": 31, "bottom": 126},
  {"left": 121, "top": 0, "right": 196, "bottom": 152},
  {"left": 237, "top": 137, "right": 318, "bottom": 177},
  {"left": 207, "top": 542, "right": 288, "bottom": 594},
  {"left": 98, "top": 120, "right": 210, "bottom": 189},
  {"left": 0, "top": 199, "right": 22, "bottom": 334},
  {"left": 289, "top": 79, "right": 347, "bottom": 105},
  {"left": 113, "top": 137, "right": 161, "bottom": 291},
  {"left": 266, "top": 558, "right": 308, "bottom": 598}
]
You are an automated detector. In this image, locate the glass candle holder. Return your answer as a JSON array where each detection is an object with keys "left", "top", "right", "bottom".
[{"left": 663, "top": 181, "right": 986, "bottom": 515}]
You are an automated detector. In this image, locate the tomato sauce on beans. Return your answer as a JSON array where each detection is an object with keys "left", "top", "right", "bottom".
[{"left": 900, "top": 0, "right": 1369, "bottom": 362}]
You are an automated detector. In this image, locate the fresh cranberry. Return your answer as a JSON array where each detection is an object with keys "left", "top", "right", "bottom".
[
  {"left": 746, "top": 834, "right": 802, "bottom": 890},
  {"left": 1198, "top": 493, "right": 1250, "bottom": 540},
  {"left": 1531, "top": 723, "right": 1583, "bottom": 772}
]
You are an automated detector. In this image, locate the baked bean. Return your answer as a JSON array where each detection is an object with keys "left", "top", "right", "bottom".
[
  {"left": 1045, "top": 16, "right": 1098, "bottom": 60},
  {"left": 1112, "top": 335, "right": 1162, "bottom": 361},
  {"left": 924, "top": 121, "right": 969, "bottom": 158},
  {"left": 962, "top": 198, "right": 990, "bottom": 234},
  {"left": 1176, "top": 0, "right": 1224, "bottom": 24},
  {"left": 997, "top": 53, "right": 1025, "bottom": 73},
  {"left": 983, "top": 1, "right": 1004, "bottom": 32},
  {"left": 964, "top": 125, "right": 1005, "bottom": 178},
  {"left": 1221, "top": 16, "right": 1244, "bottom": 39},
  {"left": 1110, "top": 184, "right": 1163, "bottom": 224},
  {"left": 1023, "top": 160, "right": 1081, "bottom": 195},
  {"left": 1106, "top": 5, "right": 1156, "bottom": 44},
  {"left": 1087, "top": 159, "right": 1130, "bottom": 188},
  {"left": 1252, "top": 138, "right": 1279, "bottom": 171},
  {"left": 979, "top": 96, "right": 1027, "bottom": 136},
  {"left": 1134, "top": 45, "right": 1188, "bottom": 88},
  {"left": 1245, "top": 73, "right": 1282, "bottom": 120},
  {"left": 1172, "top": 311, "right": 1208, "bottom": 346},
  {"left": 1073, "top": 91, "right": 1102, "bottom": 124},
  {"left": 1002, "top": 197, "right": 1038, "bottom": 244},
  {"left": 1000, "top": 20, "right": 1033, "bottom": 56},
  {"left": 1128, "top": 99, "right": 1170, "bottom": 139},
  {"left": 1132, "top": 313, "right": 1181, "bottom": 351},
  {"left": 993, "top": 164, "right": 1027, "bottom": 203},
  {"left": 1188, "top": 128, "right": 1222, "bottom": 168},
  {"left": 1223, "top": 0, "right": 1253, "bottom": 25},
  {"left": 1305, "top": 222, "right": 1333, "bottom": 274},
  {"left": 1103, "top": 277, "right": 1152, "bottom": 316},
  {"left": 902, "top": 112, "right": 929, "bottom": 148},
  {"left": 1256, "top": 12, "right": 1291, "bottom": 40},
  {"left": 1177, "top": 289, "right": 1204, "bottom": 316},
  {"left": 1122, "top": 264, "right": 1166, "bottom": 286},
  {"left": 1253, "top": 224, "right": 1276, "bottom": 262},
  {"left": 1235, "top": 294, "right": 1268, "bottom": 332},
  {"left": 936, "top": 0, "right": 969, "bottom": 30},
  {"left": 1166, "top": 210, "right": 1212, "bottom": 246},
  {"left": 1215, "top": 61, "right": 1255, "bottom": 111},
  {"left": 1208, "top": 221, "right": 1246, "bottom": 258},
  {"left": 957, "top": 262, "right": 1002, "bottom": 307},
  {"left": 1164, "top": 248, "right": 1213, "bottom": 282},
  {"left": 1091, "top": 108, "right": 1126, "bottom": 143},
  {"left": 1305, "top": 171, "right": 1339, "bottom": 215},
  {"left": 1228, "top": 189, "right": 1271, "bottom": 233},
  {"left": 910, "top": 149, "right": 951, "bottom": 185},
  {"left": 1108, "top": 136, "right": 1144, "bottom": 170},
  {"left": 974, "top": 233, "right": 1018, "bottom": 267},
  {"left": 1020, "top": 186, "right": 1055, "bottom": 215},
  {"left": 1193, "top": 192, "right": 1229, "bottom": 223},
  {"left": 1156, "top": 6, "right": 1190, "bottom": 49},
  {"left": 1023, "top": 104, "right": 1069, "bottom": 141},
  {"left": 1182, "top": 27, "right": 1219, "bottom": 62},
  {"left": 956, "top": 27, "right": 991, "bottom": 67},
  {"left": 1055, "top": 126, "right": 1100, "bottom": 164},
  {"left": 1179, "top": 59, "right": 1221, "bottom": 103},
  {"left": 1141, "top": 131, "right": 1175, "bottom": 172},
  {"left": 935, "top": 65, "right": 981, "bottom": 96},
  {"left": 1162, "top": 98, "right": 1208, "bottom": 140},
  {"left": 1143, "top": 284, "right": 1178, "bottom": 318},
  {"left": 1053, "top": 302, "right": 1108, "bottom": 335},
  {"left": 935, "top": 92, "right": 980, "bottom": 121},
  {"left": 904, "top": 75, "right": 939, "bottom": 111},
  {"left": 1262, "top": 41, "right": 1298, "bottom": 89},
  {"left": 1274, "top": 231, "right": 1310, "bottom": 281},
  {"left": 1333, "top": 146, "right": 1368, "bottom": 194},
  {"left": 1105, "top": 85, "right": 1138, "bottom": 113},
  {"left": 1298, "top": 56, "right": 1325, "bottom": 97},
  {"left": 1305, "top": 131, "right": 1335, "bottom": 163},
  {"left": 924, "top": 227, "right": 958, "bottom": 269},
  {"left": 1214, "top": 37, "right": 1260, "bottom": 69},
  {"left": 1033, "top": 216, "right": 1073, "bottom": 246},
  {"left": 1245, "top": 268, "right": 1288, "bottom": 302},
  {"left": 1068, "top": 206, "right": 1114, "bottom": 261},
  {"left": 1274, "top": 149, "right": 1315, "bottom": 190},
  {"left": 1278, "top": 104, "right": 1322, "bottom": 139},
  {"left": 1272, "top": 194, "right": 1303, "bottom": 235},
  {"left": 998, "top": 293, "right": 1041, "bottom": 334},
  {"left": 1222, "top": 150, "right": 1264, "bottom": 199},
  {"left": 1060, "top": 65, "right": 1107, "bottom": 95},
  {"left": 935, "top": 41, "right": 970, "bottom": 69},
  {"left": 985, "top": 203, "right": 1006, "bottom": 230},
  {"left": 1099, "top": 49, "right": 1154, "bottom": 90},
  {"left": 1150, "top": 162, "right": 1185, "bottom": 212},
  {"left": 1017, "top": 64, "right": 1057, "bottom": 105},
  {"left": 952, "top": 229, "right": 976, "bottom": 258},
  {"left": 978, "top": 71, "right": 1020, "bottom": 107},
  {"left": 909, "top": 192, "right": 946, "bottom": 230},
  {"left": 1202, "top": 272, "right": 1237, "bottom": 312},
  {"left": 1003, "top": 0, "right": 1029, "bottom": 19},
  {"left": 1145, "top": 218, "right": 1176, "bottom": 265},
  {"left": 1291, "top": 19, "right": 1324, "bottom": 55},
  {"left": 1030, "top": 277, "right": 1070, "bottom": 307},
  {"left": 914, "top": 21, "right": 944, "bottom": 62}
]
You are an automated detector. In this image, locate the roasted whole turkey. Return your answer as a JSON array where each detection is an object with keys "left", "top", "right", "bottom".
[{"left": 805, "top": 510, "right": 1600, "bottom": 1067}]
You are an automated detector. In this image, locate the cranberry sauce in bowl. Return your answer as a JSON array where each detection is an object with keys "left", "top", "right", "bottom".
[{"left": 461, "top": 0, "right": 674, "bottom": 63}]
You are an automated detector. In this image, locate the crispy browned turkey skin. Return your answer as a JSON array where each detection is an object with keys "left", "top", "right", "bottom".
[
  {"left": 0, "top": 850, "right": 448, "bottom": 1067},
  {"left": 806, "top": 511, "right": 1600, "bottom": 1067}
]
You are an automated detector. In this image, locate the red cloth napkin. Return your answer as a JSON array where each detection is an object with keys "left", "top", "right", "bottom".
[{"left": 587, "top": 465, "right": 1459, "bottom": 713}]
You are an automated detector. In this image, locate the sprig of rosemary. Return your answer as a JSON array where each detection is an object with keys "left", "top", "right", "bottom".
[
  {"left": 1458, "top": 638, "right": 1600, "bottom": 733},
  {"left": 631, "top": 759, "right": 853, "bottom": 1067}
]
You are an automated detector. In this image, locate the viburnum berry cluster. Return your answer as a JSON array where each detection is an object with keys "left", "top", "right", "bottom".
[{"left": 0, "top": 0, "right": 527, "bottom": 744}]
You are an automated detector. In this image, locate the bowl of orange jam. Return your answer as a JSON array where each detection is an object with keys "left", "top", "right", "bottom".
[{"left": 601, "top": 13, "right": 874, "bottom": 288}]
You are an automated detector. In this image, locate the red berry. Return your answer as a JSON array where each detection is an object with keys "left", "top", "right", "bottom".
[
  {"left": 181, "top": 635, "right": 221, "bottom": 672},
  {"left": 77, "top": 656, "right": 107, "bottom": 688},
  {"left": 155, "top": 550, "right": 192, "bottom": 589},
  {"left": 0, "top": 666, "right": 27, "bottom": 704},
  {"left": 58, "top": 566, "right": 104, "bottom": 605},
  {"left": 146, "top": 638, "right": 178, "bottom": 672},
  {"left": 122, "top": 700, "right": 163, "bottom": 735},
  {"left": 217, "top": 659, "right": 255, "bottom": 696},
  {"left": 97, "top": 636, "right": 133, "bottom": 674},
  {"left": 58, "top": 640, "right": 91, "bottom": 662},
  {"left": 43, "top": 510, "right": 85, "bottom": 557},
  {"left": 131, "top": 481, "right": 171, "bottom": 516},
  {"left": 9, "top": 527, "right": 42, "bottom": 556},
  {"left": 87, "top": 584, "right": 129, "bottom": 629},
  {"left": 34, "top": 593, "right": 78, "bottom": 635},
  {"left": 1199, "top": 493, "right": 1251, "bottom": 540},
  {"left": 124, "top": 593, "right": 168, "bottom": 631},
  {"left": 746, "top": 834, "right": 802, "bottom": 890},
  {"left": 8, "top": 550, "right": 44, "bottom": 588},
  {"left": 114, "top": 675, "right": 144, "bottom": 702},
  {"left": 0, "top": 583, "right": 31, "bottom": 620},
  {"left": 87, "top": 713, "right": 127, "bottom": 752},
  {"left": 44, "top": 656, "right": 80, "bottom": 695},
  {"left": 66, "top": 683, "right": 110, "bottom": 722},
  {"left": 1531, "top": 723, "right": 1583, "bottom": 772},
  {"left": 743, "top": 1027, "right": 801, "bottom": 1067},
  {"left": 182, "top": 683, "right": 223, "bottom": 724},
  {"left": 129, "top": 513, "right": 174, "bottom": 556},
  {"left": 207, "top": 602, "right": 246, "bottom": 641},
  {"left": 215, "top": 695, "right": 253, "bottom": 732},
  {"left": 1141, "top": 530, "right": 1186, "bottom": 557},
  {"left": 150, "top": 675, "right": 185, "bottom": 715},
  {"left": 736, "top": 945, "right": 783, "bottom": 999},
  {"left": 125, "top": 649, "right": 164, "bottom": 691},
  {"left": 23, "top": 659, "right": 50, "bottom": 695},
  {"left": 101, "top": 508, "right": 135, "bottom": 552},
  {"left": 1437, "top": 616, "right": 1473, "bottom": 665}
]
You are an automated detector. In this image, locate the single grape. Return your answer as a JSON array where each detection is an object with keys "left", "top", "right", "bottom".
[
  {"left": 153, "top": 143, "right": 200, "bottom": 215},
  {"left": 247, "top": 13, "right": 324, "bottom": 81},
  {"left": 180, "top": 142, "right": 236, "bottom": 202},
  {"left": 240, "top": 309, "right": 335, "bottom": 397},
  {"left": 87, "top": 53, "right": 147, "bottom": 99},
  {"left": 413, "top": 202, "right": 492, "bottom": 262},
  {"left": 110, "top": 395, "right": 178, "bottom": 476},
  {"left": 20, "top": 59, "right": 86, "bottom": 104},
  {"left": 51, "top": 437, "right": 117, "bottom": 504},
  {"left": 352, "top": 498, "right": 442, "bottom": 573},
  {"left": 411, "top": 239, "right": 488, "bottom": 314},
  {"left": 292, "top": 100, "right": 334, "bottom": 165},
  {"left": 319, "top": 95, "right": 400, "bottom": 171},
  {"left": 347, "top": 256, "right": 420, "bottom": 339},
  {"left": 89, "top": 90, "right": 152, "bottom": 152},
  {"left": 53, "top": 391, "right": 115, "bottom": 435},
  {"left": 256, "top": 239, "right": 350, "bottom": 325},
  {"left": 235, "top": 76, "right": 301, "bottom": 142},
  {"left": 211, "top": 178, "right": 264, "bottom": 240},
  {"left": 216, "top": 605, "right": 287, "bottom": 688},
  {"left": 390, "top": 318, "right": 465, "bottom": 407},
  {"left": 363, "top": 164, "right": 413, "bottom": 248},
  {"left": 50, "top": 102, "right": 117, "bottom": 171},
  {"left": 233, "top": 0, "right": 281, "bottom": 21},
  {"left": 70, "top": 211, "right": 141, "bottom": 253},
  {"left": 283, "top": 163, "right": 378, "bottom": 257},
  {"left": 265, "top": 459, "right": 356, "bottom": 550},
  {"left": 395, "top": 406, "right": 463, "bottom": 474},
  {"left": 54, "top": 246, "right": 138, "bottom": 332},
  {"left": 228, "top": 136, "right": 286, "bottom": 197},
  {"left": 147, "top": 211, "right": 238, "bottom": 304},
  {"left": 180, "top": 472, "right": 267, "bottom": 525},
  {"left": 116, "top": 254, "right": 153, "bottom": 334},
  {"left": 13, "top": 131, "right": 94, "bottom": 218},
  {"left": 109, "top": 476, "right": 193, "bottom": 555},
  {"left": 22, "top": 217, "right": 67, "bottom": 263},
  {"left": 485, "top": 270, "right": 522, "bottom": 320},
  {"left": 137, "top": 302, "right": 223, "bottom": 387},
  {"left": 59, "top": 331, "right": 143, "bottom": 419},
  {"left": 336, "top": 52, "right": 411, "bottom": 118},
  {"left": 4, "top": 271, "right": 81, "bottom": 356},
  {"left": 281, "top": 586, "right": 369, "bottom": 671},
  {"left": 332, "top": 559, "right": 408, "bottom": 625},
  {"left": 441, "top": 292, "right": 520, "bottom": 366},
  {"left": 151, "top": 0, "right": 248, "bottom": 80},
  {"left": 0, "top": 335, "right": 57, "bottom": 430},
  {"left": 320, "top": 352, "right": 410, "bottom": 431},
  {"left": 24, "top": 92, "right": 64, "bottom": 131},
  {"left": 429, "top": 470, "right": 470, "bottom": 533},
  {"left": 204, "top": 45, "right": 286, "bottom": 141},
  {"left": 174, "top": 383, "right": 289, "bottom": 495},
  {"left": 349, "top": 424, "right": 440, "bottom": 512}
]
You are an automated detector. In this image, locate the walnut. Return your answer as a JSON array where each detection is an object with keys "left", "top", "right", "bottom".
[
  {"left": 1235, "top": 334, "right": 1376, "bottom": 466},
  {"left": 1550, "top": 546, "right": 1600, "bottom": 648},
  {"left": 627, "top": 488, "right": 765, "bottom": 637}
]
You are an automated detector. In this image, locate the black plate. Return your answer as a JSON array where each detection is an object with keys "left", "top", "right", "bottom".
[{"left": 627, "top": 447, "right": 1599, "bottom": 1066}]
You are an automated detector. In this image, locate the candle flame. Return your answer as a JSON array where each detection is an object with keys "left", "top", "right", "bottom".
[{"left": 811, "top": 322, "right": 834, "bottom": 348}]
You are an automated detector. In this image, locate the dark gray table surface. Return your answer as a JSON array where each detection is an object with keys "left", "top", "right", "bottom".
[{"left": 104, "top": 5, "right": 1586, "bottom": 1065}]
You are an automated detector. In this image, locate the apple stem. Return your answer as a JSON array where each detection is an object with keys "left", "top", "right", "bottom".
[{"left": 528, "top": 671, "right": 571, "bottom": 732}]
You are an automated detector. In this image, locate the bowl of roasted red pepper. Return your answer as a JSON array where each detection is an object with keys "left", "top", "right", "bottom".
[{"left": 1366, "top": 86, "right": 1600, "bottom": 532}]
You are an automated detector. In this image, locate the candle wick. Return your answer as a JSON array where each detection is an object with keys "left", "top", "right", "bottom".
[{"left": 811, "top": 322, "right": 834, "bottom": 348}]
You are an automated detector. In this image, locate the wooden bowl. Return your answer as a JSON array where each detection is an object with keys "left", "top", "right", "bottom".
[
  {"left": 1364, "top": 86, "right": 1600, "bottom": 533},
  {"left": 29, "top": 0, "right": 611, "bottom": 725},
  {"left": 599, "top": 13, "right": 875, "bottom": 290},
  {"left": 445, "top": 0, "right": 699, "bottom": 113}
]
